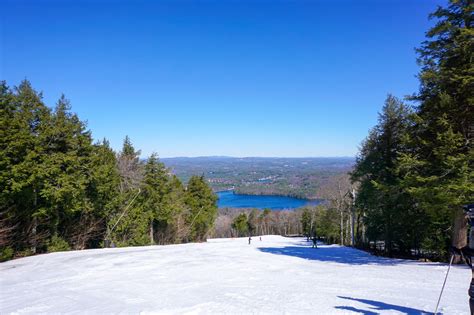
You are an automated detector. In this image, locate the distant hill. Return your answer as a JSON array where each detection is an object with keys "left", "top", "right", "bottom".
[{"left": 161, "top": 157, "right": 355, "bottom": 199}]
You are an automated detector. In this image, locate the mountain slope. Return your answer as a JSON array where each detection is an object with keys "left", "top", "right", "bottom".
[{"left": 0, "top": 236, "right": 469, "bottom": 314}]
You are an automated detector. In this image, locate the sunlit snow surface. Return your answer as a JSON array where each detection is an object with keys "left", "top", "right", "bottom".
[{"left": 0, "top": 236, "right": 470, "bottom": 314}]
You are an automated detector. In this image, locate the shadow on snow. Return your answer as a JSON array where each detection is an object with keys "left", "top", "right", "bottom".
[
  {"left": 258, "top": 242, "right": 417, "bottom": 266},
  {"left": 335, "top": 296, "right": 435, "bottom": 315}
]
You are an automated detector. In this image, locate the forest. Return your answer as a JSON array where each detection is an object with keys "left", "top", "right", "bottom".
[
  {"left": 0, "top": 84, "right": 218, "bottom": 260},
  {"left": 214, "top": 206, "right": 341, "bottom": 245},
  {"left": 350, "top": 0, "right": 473, "bottom": 260},
  {"left": 0, "top": 0, "right": 472, "bottom": 264}
]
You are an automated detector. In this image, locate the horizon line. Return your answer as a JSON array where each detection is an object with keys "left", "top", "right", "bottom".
[{"left": 158, "top": 155, "right": 356, "bottom": 159}]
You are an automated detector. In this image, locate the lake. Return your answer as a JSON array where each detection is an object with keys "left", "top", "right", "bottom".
[{"left": 217, "top": 190, "right": 322, "bottom": 210}]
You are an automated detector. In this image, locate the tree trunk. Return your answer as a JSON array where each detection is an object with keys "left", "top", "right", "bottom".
[
  {"left": 355, "top": 211, "right": 362, "bottom": 247},
  {"left": 452, "top": 208, "right": 468, "bottom": 249},
  {"left": 350, "top": 188, "right": 356, "bottom": 247},
  {"left": 150, "top": 221, "right": 154, "bottom": 245},
  {"left": 340, "top": 209, "right": 344, "bottom": 245},
  {"left": 346, "top": 216, "right": 350, "bottom": 246},
  {"left": 361, "top": 212, "right": 366, "bottom": 247},
  {"left": 31, "top": 188, "right": 37, "bottom": 254},
  {"left": 452, "top": 208, "right": 468, "bottom": 263},
  {"left": 350, "top": 211, "right": 354, "bottom": 247}
]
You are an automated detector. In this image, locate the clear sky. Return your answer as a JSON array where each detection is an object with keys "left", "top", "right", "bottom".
[{"left": 1, "top": 0, "right": 446, "bottom": 158}]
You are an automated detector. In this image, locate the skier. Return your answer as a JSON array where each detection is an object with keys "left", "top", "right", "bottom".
[
  {"left": 248, "top": 236, "right": 252, "bottom": 245},
  {"left": 311, "top": 237, "right": 317, "bottom": 248},
  {"left": 449, "top": 204, "right": 474, "bottom": 314},
  {"left": 259, "top": 236, "right": 262, "bottom": 241},
  {"left": 437, "top": 204, "right": 474, "bottom": 314}
]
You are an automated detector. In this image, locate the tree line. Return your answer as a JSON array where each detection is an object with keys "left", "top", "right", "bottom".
[
  {"left": 214, "top": 206, "right": 341, "bottom": 244},
  {"left": 351, "top": 0, "right": 473, "bottom": 260},
  {"left": 215, "top": 208, "right": 302, "bottom": 238},
  {"left": 0, "top": 0, "right": 470, "bottom": 264},
  {"left": 0, "top": 82, "right": 217, "bottom": 261}
]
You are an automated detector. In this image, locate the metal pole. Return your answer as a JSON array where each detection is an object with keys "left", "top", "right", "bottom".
[
  {"left": 464, "top": 204, "right": 474, "bottom": 314},
  {"left": 470, "top": 264, "right": 474, "bottom": 315},
  {"left": 105, "top": 188, "right": 141, "bottom": 246},
  {"left": 468, "top": 218, "right": 474, "bottom": 314},
  {"left": 435, "top": 254, "right": 454, "bottom": 314}
]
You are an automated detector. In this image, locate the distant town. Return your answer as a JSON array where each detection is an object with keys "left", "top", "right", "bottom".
[{"left": 162, "top": 156, "right": 354, "bottom": 199}]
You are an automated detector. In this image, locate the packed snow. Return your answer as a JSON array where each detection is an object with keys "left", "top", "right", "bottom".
[{"left": 0, "top": 236, "right": 470, "bottom": 314}]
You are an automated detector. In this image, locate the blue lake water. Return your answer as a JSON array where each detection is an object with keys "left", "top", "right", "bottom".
[{"left": 217, "top": 191, "right": 322, "bottom": 210}]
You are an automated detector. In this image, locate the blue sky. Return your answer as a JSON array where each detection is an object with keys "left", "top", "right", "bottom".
[{"left": 1, "top": 0, "right": 446, "bottom": 157}]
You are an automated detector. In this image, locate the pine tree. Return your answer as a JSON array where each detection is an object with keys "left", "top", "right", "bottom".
[
  {"left": 247, "top": 209, "right": 258, "bottom": 236},
  {"left": 142, "top": 153, "right": 171, "bottom": 244},
  {"left": 121, "top": 135, "right": 136, "bottom": 157},
  {"left": 166, "top": 175, "right": 187, "bottom": 243},
  {"left": 398, "top": 0, "right": 473, "bottom": 257},
  {"left": 0, "top": 81, "right": 18, "bottom": 257},
  {"left": 86, "top": 139, "right": 120, "bottom": 248},
  {"left": 38, "top": 95, "right": 94, "bottom": 251},
  {"left": 117, "top": 135, "right": 142, "bottom": 193},
  {"left": 232, "top": 213, "right": 248, "bottom": 237},
  {"left": 301, "top": 208, "right": 312, "bottom": 240},
  {"left": 6, "top": 80, "right": 51, "bottom": 254},
  {"left": 352, "top": 95, "right": 416, "bottom": 256},
  {"left": 0, "top": 80, "right": 226, "bottom": 258},
  {"left": 184, "top": 175, "right": 218, "bottom": 242},
  {"left": 109, "top": 136, "right": 145, "bottom": 246}
]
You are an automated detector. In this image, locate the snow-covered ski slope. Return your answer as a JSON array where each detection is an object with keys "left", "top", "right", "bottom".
[{"left": 0, "top": 235, "right": 470, "bottom": 314}]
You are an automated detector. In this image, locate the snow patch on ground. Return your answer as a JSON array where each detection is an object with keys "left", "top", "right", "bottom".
[{"left": 0, "top": 235, "right": 470, "bottom": 314}]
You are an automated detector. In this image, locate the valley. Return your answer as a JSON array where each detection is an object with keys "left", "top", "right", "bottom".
[{"left": 163, "top": 156, "right": 354, "bottom": 200}]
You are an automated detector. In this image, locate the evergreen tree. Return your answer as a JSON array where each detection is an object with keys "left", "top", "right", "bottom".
[
  {"left": 121, "top": 135, "right": 136, "bottom": 157},
  {"left": 398, "top": 0, "right": 473, "bottom": 257},
  {"left": 109, "top": 136, "right": 145, "bottom": 246},
  {"left": 0, "top": 80, "right": 226, "bottom": 259},
  {"left": 117, "top": 135, "right": 142, "bottom": 192},
  {"left": 184, "top": 175, "right": 218, "bottom": 242},
  {"left": 301, "top": 208, "right": 314, "bottom": 240},
  {"left": 0, "top": 82, "right": 19, "bottom": 256},
  {"left": 352, "top": 95, "right": 416, "bottom": 256},
  {"left": 86, "top": 139, "right": 120, "bottom": 248},
  {"left": 232, "top": 213, "right": 248, "bottom": 237},
  {"left": 142, "top": 153, "right": 170, "bottom": 244},
  {"left": 6, "top": 80, "right": 51, "bottom": 254},
  {"left": 38, "top": 95, "right": 94, "bottom": 250},
  {"left": 247, "top": 209, "right": 258, "bottom": 236},
  {"left": 316, "top": 206, "right": 340, "bottom": 245},
  {"left": 166, "top": 175, "right": 187, "bottom": 243}
]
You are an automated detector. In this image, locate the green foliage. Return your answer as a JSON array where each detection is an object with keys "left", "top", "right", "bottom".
[
  {"left": 232, "top": 213, "right": 249, "bottom": 237},
  {"left": 184, "top": 176, "right": 218, "bottom": 242},
  {"left": 0, "top": 247, "right": 14, "bottom": 262},
  {"left": 141, "top": 153, "right": 186, "bottom": 245},
  {"left": 1, "top": 80, "right": 51, "bottom": 252},
  {"left": 166, "top": 157, "right": 352, "bottom": 200},
  {"left": 247, "top": 209, "right": 258, "bottom": 236},
  {"left": 316, "top": 207, "right": 340, "bottom": 244},
  {"left": 108, "top": 136, "right": 147, "bottom": 247},
  {"left": 399, "top": 0, "right": 473, "bottom": 258},
  {"left": 121, "top": 136, "right": 139, "bottom": 157},
  {"left": 0, "top": 80, "right": 218, "bottom": 258},
  {"left": 301, "top": 209, "right": 311, "bottom": 237},
  {"left": 352, "top": 0, "right": 473, "bottom": 260},
  {"left": 352, "top": 95, "right": 416, "bottom": 255},
  {"left": 47, "top": 235, "right": 71, "bottom": 252},
  {"left": 301, "top": 206, "right": 339, "bottom": 242}
]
